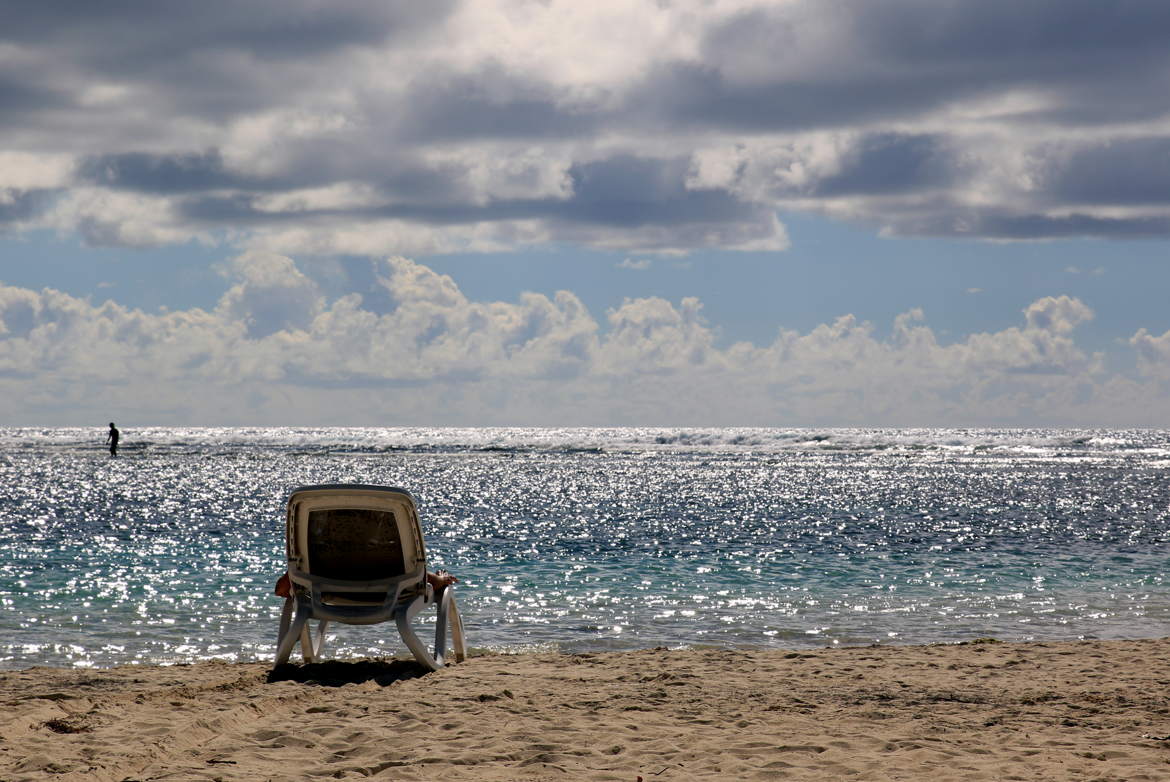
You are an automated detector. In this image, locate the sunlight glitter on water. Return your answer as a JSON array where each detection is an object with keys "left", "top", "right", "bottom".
[{"left": 2, "top": 427, "right": 1169, "bottom": 668}]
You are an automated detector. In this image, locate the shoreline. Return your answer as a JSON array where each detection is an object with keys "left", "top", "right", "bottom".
[
  {"left": 4, "top": 637, "right": 1170, "bottom": 780},
  {"left": 11, "top": 627, "right": 1170, "bottom": 674}
]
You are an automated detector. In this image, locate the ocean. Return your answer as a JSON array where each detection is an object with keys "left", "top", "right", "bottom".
[{"left": 2, "top": 427, "right": 1167, "bottom": 670}]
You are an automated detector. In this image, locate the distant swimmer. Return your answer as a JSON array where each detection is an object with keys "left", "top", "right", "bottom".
[{"left": 106, "top": 422, "right": 120, "bottom": 457}]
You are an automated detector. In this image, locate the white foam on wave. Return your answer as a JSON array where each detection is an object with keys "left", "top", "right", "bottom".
[{"left": 1, "top": 426, "right": 1167, "bottom": 458}]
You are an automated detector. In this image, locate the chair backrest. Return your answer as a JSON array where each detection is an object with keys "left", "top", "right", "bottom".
[{"left": 285, "top": 485, "right": 426, "bottom": 587}]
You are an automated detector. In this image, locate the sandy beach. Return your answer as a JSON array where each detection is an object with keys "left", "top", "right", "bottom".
[{"left": 3, "top": 638, "right": 1170, "bottom": 781}]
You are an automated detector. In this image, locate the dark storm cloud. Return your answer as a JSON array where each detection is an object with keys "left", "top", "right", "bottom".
[
  {"left": 810, "top": 135, "right": 960, "bottom": 197},
  {"left": 885, "top": 211, "right": 1170, "bottom": 241},
  {"left": 81, "top": 147, "right": 473, "bottom": 207},
  {"left": 1040, "top": 139, "right": 1170, "bottom": 206},
  {"left": 0, "top": 79, "right": 67, "bottom": 118},
  {"left": 629, "top": 0, "right": 1170, "bottom": 239},
  {"left": 180, "top": 194, "right": 273, "bottom": 224},
  {"left": 175, "top": 154, "right": 769, "bottom": 241},
  {"left": 628, "top": 58, "right": 965, "bottom": 134},
  {"left": 836, "top": 0, "right": 1158, "bottom": 63},
  {"left": 868, "top": 134, "right": 1170, "bottom": 237},
  {"left": 0, "top": 0, "right": 453, "bottom": 64},
  {"left": 563, "top": 156, "right": 755, "bottom": 227},
  {"left": 78, "top": 151, "right": 267, "bottom": 194},
  {"left": 396, "top": 66, "right": 602, "bottom": 142},
  {"left": 0, "top": 1, "right": 457, "bottom": 127},
  {"left": 634, "top": 0, "right": 1170, "bottom": 133},
  {"left": 977, "top": 214, "right": 1170, "bottom": 240},
  {"left": 0, "top": 190, "right": 58, "bottom": 229},
  {"left": 5, "top": 0, "right": 1170, "bottom": 246}
]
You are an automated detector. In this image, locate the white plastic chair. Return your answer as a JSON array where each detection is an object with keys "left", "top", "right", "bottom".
[{"left": 273, "top": 484, "right": 465, "bottom": 671}]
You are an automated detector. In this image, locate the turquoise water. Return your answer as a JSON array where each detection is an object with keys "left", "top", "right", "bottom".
[{"left": 2, "top": 427, "right": 1168, "bottom": 669}]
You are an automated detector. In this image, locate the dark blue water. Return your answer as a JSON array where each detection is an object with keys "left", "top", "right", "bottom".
[{"left": 2, "top": 427, "right": 1168, "bottom": 669}]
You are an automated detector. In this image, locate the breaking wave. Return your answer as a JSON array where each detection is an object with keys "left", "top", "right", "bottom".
[{"left": 3, "top": 426, "right": 1167, "bottom": 459}]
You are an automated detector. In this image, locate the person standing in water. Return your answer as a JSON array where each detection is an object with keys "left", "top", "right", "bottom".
[{"left": 106, "top": 422, "right": 120, "bottom": 457}]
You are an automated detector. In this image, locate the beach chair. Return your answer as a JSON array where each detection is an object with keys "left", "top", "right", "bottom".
[{"left": 273, "top": 484, "right": 465, "bottom": 671}]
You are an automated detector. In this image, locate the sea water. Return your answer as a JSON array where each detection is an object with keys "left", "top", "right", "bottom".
[{"left": 1, "top": 427, "right": 1167, "bottom": 669}]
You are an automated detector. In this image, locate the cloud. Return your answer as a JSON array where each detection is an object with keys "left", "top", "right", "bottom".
[
  {"left": 601, "top": 296, "right": 716, "bottom": 374},
  {"left": 1130, "top": 327, "right": 1170, "bottom": 383},
  {"left": 617, "top": 258, "right": 652, "bottom": 270},
  {"left": 0, "top": 188, "right": 59, "bottom": 231},
  {"left": 3, "top": 0, "right": 1170, "bottom": 252},
  {"left": 215, "top": 251, "right": 325, "bottom": 338},
  {"left": 1022, "top": 295, "right": 1092, "bottom": 335},
  {"left": 2, "top": 254, "right": 1165, "bottom": 425}
]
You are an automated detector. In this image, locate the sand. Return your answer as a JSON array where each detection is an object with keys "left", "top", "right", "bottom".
[{"left": 3, "top": 638, "right": 1170, "bottom": 781}]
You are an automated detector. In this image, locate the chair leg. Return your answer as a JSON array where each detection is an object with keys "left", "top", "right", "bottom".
[
  {"left": 448, "top": 596, "right": 466, "bottom": 663},
  {"left": 299, "top": 621, "right": 314, "bottom": 663},
  {"left": 314, "top": 620, "right": 329, "bottom": 658},
  {"left": 274, "top": 606, "right": 308, "bottom": 667},
  {"left": 432, "top": 588, "right": 455, "bottom": 666},
  {"left": 277, "top": 597, "right": 293, "bottom": 648},
  {"left": 434, "top": 587, "right": 466, "bottom": 664},
  {"left": 396, "top": 601, "right": 440, "bottom": 671}
]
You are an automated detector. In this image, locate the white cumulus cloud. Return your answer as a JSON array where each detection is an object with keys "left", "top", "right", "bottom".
[{"left": 1, "top": 254, "right": 1165, "bottom": 425}]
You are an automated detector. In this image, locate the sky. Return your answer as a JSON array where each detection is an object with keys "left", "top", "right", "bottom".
[{"left": 3, "top": 0, "right": 1170, "bottom": 427}]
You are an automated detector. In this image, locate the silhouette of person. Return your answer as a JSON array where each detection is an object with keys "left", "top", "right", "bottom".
[{"left": 106, "top": 422, "right": 120, "bottom": 457}]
